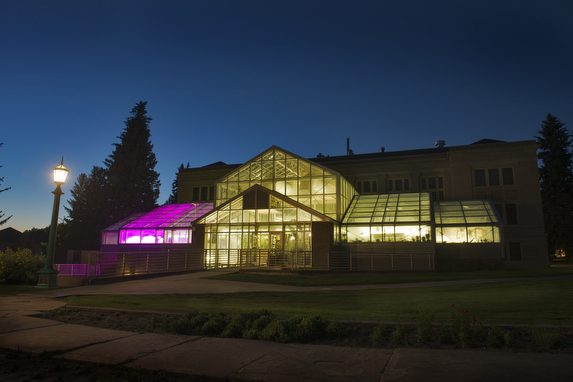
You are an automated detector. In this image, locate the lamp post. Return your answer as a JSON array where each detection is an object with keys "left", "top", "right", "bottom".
[{"left": 37, "top": 158, "right": 68, "bottom": 288}]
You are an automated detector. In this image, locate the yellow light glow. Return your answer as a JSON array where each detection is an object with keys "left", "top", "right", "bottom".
[{"left": 53, "top": 158, "right": 69, "bottom": 185}]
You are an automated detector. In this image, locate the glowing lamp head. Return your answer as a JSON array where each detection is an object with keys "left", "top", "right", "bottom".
[{"left": 53, "top": 158, "right": 69, "bottom": 185}]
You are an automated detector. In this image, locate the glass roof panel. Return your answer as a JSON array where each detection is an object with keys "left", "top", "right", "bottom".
[
  {"left": 343, "top": 193, "right": 431, "bottom": 223},
  {"left": 122, "top": 203, "right": 213, "bottom": 228},
  {"left": 434, "top": 200, "right": 500, "bottom": 225}
]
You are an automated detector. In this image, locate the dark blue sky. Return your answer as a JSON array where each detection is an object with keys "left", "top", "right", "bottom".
[{"left": 2, "top": 0, "right": 572, "bottom": 232}]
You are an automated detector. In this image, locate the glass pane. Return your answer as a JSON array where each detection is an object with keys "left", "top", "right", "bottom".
[
  {"left": 286, "top": 159, "right": 298, "bottom": 178},
  {"left": 141, "top": 229, "right": 156, "bottom": 244},
  {"left": 311, "top": 178, "right": 324, "bottom": 194},
  {"left": 299, "top": 161, "right": 311, "bottom": 177},
  {"left": 311, "top": 165, "right": 323, "bottom": 177},
  {"left": 262, "top": 160, "right": 274, "bottom": 179},
  {"left": 347, "top": 226, "right": 370, "bottom": 243},
  {"left": 298, "top": 208, "right": 312, "bottom": 221},
  {"left": 441, "top": 226, "right": 467, "bottom": 243},
  {"left": 324, "top": 176, "right": 337, "bottom": 194},
  {"left": 299, "top": 178, "right": 311, "bottom": 195},
  {"left": 173, "top": 229, "right": 189, "bottom": 244}
]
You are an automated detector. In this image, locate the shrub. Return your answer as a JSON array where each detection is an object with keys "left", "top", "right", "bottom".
[
  {"left": 416, "top": 311, "right": 434, "bottom": 345},
  {"left": 391, "top": 322, "right": 404, "bottom": 345},
  {"left": 326, "top": 321, "right": 348, "bottom": 338},
  {"left": 531, "top": 326, "right": 561, "bottom": 349},
  {"left": 372, "top": 323, "right": 387, "bottom": 347},
  {"left": 0, "top": 248, "right": 45, "bottom": 285}
]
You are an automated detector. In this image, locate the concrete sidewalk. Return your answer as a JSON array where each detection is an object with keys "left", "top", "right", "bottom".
[{"left": 2, "top": 271, "right": 573, "bottom": 381}]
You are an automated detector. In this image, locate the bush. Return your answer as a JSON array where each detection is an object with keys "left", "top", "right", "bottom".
[{"left": 0, "top": 248, "right": 45, "bottom": 285}]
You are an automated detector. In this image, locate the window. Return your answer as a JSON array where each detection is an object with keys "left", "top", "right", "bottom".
[
  {"left": 201, "top": 187, "right": 208, "bottom": 201},
  {"left": 488, "top": 169, "right": 500, "bottom": 186},
  {"left": 192, "top": 187, "right": 199, "bottom": 201},
  {"left": 509, "top": 242, "right": 522, "bottom": 261},
  {"left": 475, "top": 170, "right": 486, "bottom": 187},
  {"left": 388, "top": 178, "right": 409, "bottom": 193},
  {"left": 356, "top": 180, "right": 377, "bottom": 194},
  {"left": 475, "top": 167, "right": 513, "bottom": 187},
  {"left": 209, "top": 186, "right": 214, "bottom": 201},
  {"left": 502, "top": 168, "right": 514, "bottom": 185},
  {"left": 421, "top": 176, "right": 444, "bottom": 200},
  {"left": 505, "top": 204, "right": 518, "bottom": 225}
]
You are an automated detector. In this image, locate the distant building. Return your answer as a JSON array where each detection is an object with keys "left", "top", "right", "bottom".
[{"left": 102, "top": 139, "right": 549, "bottom": 271}]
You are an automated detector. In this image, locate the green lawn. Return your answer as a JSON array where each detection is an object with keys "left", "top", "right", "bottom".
[
  {"left": 206, "top": 267, "right": 573, "bottom": 286},
  {"left": 61, "top": 278, "right": 573, "bottom": 326}
]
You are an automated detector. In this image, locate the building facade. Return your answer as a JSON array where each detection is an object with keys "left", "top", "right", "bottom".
[{"left": 103, "top": 139, "right": 549, "bottom": 271}]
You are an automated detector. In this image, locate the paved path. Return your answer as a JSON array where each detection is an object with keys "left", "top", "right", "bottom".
[{"left": 2, "top": 270, "right": 573, "bottom": 381}]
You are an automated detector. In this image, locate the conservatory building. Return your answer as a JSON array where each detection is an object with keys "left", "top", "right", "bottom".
[{"left": 102, "top": 145, "right": 507, "bottom": 271}]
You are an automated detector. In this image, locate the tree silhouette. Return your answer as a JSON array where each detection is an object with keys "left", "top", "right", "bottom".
[
  {"left": 104, "top": 101, "right": 160, "bottom": 223},
  {"left": 535, "top": 113, "right": 573, "bottom": 260},
  {"left": 62, "top": 101, "right": 160, "bottom": 249}
]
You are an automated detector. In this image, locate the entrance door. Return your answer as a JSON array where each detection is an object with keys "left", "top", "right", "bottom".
[{"left": 269, "top": 232, "right": 283, "bottom": 266}]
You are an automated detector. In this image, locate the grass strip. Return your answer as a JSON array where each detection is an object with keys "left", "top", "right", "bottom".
[
  {"left": 60, "top": 279, "right": 573, "bottom": 326},
  {"left": 206, "top": 267, "right": 573, "bottom": 286}
]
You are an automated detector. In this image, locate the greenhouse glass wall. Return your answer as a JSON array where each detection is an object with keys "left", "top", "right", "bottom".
[{"left": 101, "top": 146, "right": 505, "bottom": 272}]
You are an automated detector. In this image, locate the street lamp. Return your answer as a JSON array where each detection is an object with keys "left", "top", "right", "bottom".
[{"left": 37, "top": 158, "right": 69, "bottom": 288}]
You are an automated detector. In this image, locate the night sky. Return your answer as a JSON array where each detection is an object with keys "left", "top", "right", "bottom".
[{"left": 2, "top": 0, "right": 572, "bottom": 232}]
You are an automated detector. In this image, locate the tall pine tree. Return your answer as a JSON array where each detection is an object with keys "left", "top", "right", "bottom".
[
  {"left": 61, "top": 166, "right": 110, "bottom": 250},
  {"left": 62, "top": 101, "right": 160, "bottom": 249},
  {"left": 166, "top": 163, "right": 189, "bottom": 204},
  {"left": 104, "top": 101, "right": 160, "bottom": 223},
  {"left": 535, "top": 113, "right": 573, "bottom": 260}
]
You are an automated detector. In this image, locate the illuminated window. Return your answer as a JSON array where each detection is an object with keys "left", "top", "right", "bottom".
[
  {"left": 342, "top": 193, "right": 432, "bottom": 243},
  {"left": 434, "top": 200, "right": 501, "bottom": 243}
]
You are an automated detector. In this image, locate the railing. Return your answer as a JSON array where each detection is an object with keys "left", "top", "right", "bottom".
[
  {"left": 328, "top": 251, "right": 435, "bottom": 271},
  {"left": 238, "top": 250, "right": 313, "bottom": 270},
  {"left": 95, "top": 249, "right": 204, "bottom": 278},
  {"left": 57, "top": 248, "right": 435, "bottom": 279},
  {"left": 54, "top": 263, "right": 100, "bottom": 277}
]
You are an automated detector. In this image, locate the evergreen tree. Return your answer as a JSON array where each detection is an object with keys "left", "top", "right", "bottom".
[
  {"left": 0, "top": 143, "right": 12, "bottom": 226},
  {"left": 166, "top": 163, "right": 189, "bottom": 204},
  {"left": 104, "top": 101, "right": 160, "bottom": 222},
  {"left": 535, "top": 113, "right": 573, "bottom": 260},
  {"left": 61, "top": 166, "right": 110, "bottom": 250}
]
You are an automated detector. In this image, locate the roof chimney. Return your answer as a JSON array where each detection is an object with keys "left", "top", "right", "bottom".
[{"left": 435, "top": 140, "right": 445, "bottom": 148}]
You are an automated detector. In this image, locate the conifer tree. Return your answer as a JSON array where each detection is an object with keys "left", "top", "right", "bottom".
[
  {"left": 61, "top": 166, "right": 110, "bottom": 250},
  {"left": 535, "top": 113, "right": 573, "bottom": 260},
  {"left": 166, "top": 163, "right": 189, "bottom": 204},
  {"left": 104, "top": 101, "right": 160, "bottom": 222}
]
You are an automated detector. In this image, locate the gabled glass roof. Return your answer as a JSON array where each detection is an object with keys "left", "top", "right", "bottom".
[
  {"left": 198, "top": 184, "right": 330, "bottom": 225},
  {"left": 215, "top": 146, "right": 356, "bottom": 220},
  {"left": 343, "top": 193, "right": 432, "bottom": 224},
  {"left": 434, "top": 200, "right": 499, "bottom": 225},
  {"left": 219, "top": 146, "right": 338, "bottom": 185},
  {"left": 115, "top": 203, "right": 213, "bottom": 229}
]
